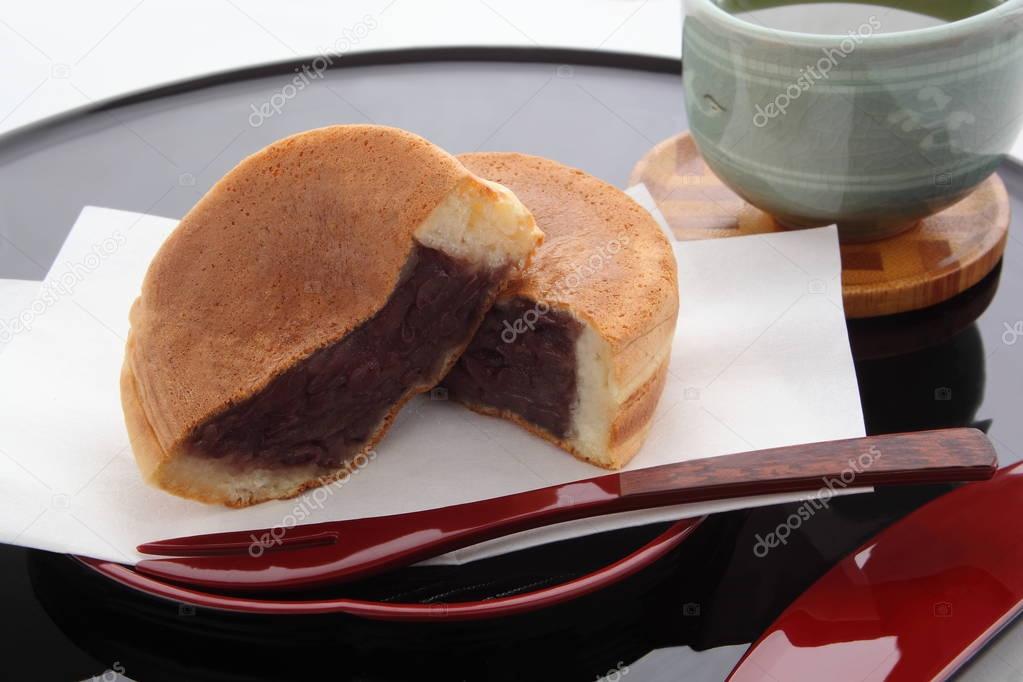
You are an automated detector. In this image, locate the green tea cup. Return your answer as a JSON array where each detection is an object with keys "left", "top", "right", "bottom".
[{"left": 683, "top": 0, "right": 1023, "bottom": 241}]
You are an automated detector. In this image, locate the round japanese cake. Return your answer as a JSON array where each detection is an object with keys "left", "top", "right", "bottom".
[
  {"left": 121, "top": 125, "right": 542, "bottom": 506},
  {"left": 444, "top": 153, "right": 679, "bottom": 469}
]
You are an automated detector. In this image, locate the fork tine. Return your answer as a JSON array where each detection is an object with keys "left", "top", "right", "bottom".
[{"left": 132, "top": 478, "right": 627, "bottom": 590}]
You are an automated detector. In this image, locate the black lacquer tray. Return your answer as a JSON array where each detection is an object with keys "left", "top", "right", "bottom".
[{"left": 2, "top": 47, "right": 1021, "bottom": 682}]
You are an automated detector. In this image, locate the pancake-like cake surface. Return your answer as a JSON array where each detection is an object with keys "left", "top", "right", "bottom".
[
  {"left": 444, "top": 152, "right": 678, "bottom": 469},
  {"left": 122, "top": 125, "right": 542, "bottom": 506}
]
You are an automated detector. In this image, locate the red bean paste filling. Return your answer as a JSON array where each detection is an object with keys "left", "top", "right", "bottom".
[
  {"left": 188, "top": 245, "right": 504, "bottom": 469},
  {"left": 442, "top": 298, "right": 582, "bottom": 439}
]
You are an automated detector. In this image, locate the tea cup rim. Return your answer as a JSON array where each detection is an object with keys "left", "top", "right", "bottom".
[{"left": 687, "top": 0, "right": 1023, "bottom": 47}]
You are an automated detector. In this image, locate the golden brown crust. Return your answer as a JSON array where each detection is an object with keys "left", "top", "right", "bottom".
[
  {"left": 457, "top": 153, "right": 679, "bottom": 398},
  {"left": 123, "top": 126, "right": 542, "bottom": 506},
  {"left": 120, "top": 329, "right": 164, "bottom": 483},
  {"left": 130, "top": 125, "right": 475, "bottom": 456},
  {"left": 606, "top": 358, "right": 669, "bottom": 468},
  {"left": 454, "top": 153, "right": 678, "bottom": 469}
]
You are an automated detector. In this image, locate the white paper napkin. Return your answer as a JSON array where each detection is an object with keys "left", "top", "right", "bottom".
[
  {"left": 0, "top": 280, "right": 42, "bottom": 356},
  {"left": 0, "top": 197, "right": 864, "bottom": 565}
]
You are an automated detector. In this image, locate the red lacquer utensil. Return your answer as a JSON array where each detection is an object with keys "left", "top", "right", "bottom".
[
  {"left": 728, "top": 459, "right": 1023, "bottom": 682},
  {"left": 80, "top": 516, "right": 701, "bottom": 621},
  {"left": 136, "top": 429, "right": 996, "bottom": 592}
]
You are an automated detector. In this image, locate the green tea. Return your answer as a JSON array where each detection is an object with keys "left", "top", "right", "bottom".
[{"left": 716, "top": 0, "right": 1003, "bottom": 34}]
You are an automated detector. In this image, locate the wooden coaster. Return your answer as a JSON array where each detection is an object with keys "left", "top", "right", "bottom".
[{"left": 630, "top": 132, "right": 1011, "bottom": 319}]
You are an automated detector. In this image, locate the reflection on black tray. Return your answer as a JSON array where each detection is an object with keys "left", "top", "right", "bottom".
[{"left": 847, "top": 262, "right": 1001, "bottom": 361}]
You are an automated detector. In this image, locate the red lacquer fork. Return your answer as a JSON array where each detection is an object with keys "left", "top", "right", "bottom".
[{"left": 136, "top": 428, "right": 997, "bottom": 592}]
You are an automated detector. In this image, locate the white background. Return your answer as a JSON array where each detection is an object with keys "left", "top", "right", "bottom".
[
  {"left": 0, "top": 0, "right": 681, "bottom": 135},
  {"left": 2, "top": 1, "right": 1021, "bottom": 159}
]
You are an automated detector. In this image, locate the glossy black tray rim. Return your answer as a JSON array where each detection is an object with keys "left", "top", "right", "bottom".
[{"left": 0, "top": 46, "right": 681, "bottom": 151}]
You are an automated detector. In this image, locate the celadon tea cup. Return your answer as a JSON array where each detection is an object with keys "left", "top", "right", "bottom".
[{"left": 682, "top": 0, "right": 1023, "bottom": 242}]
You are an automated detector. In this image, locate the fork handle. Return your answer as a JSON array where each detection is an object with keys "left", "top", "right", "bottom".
[{"left": 619, "top": 427, "right": 996, "bottom": 502}]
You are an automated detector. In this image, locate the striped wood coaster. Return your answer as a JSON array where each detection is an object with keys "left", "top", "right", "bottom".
[{"left": 630, "top": 132, "right": 1010, "bottom": 319}]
